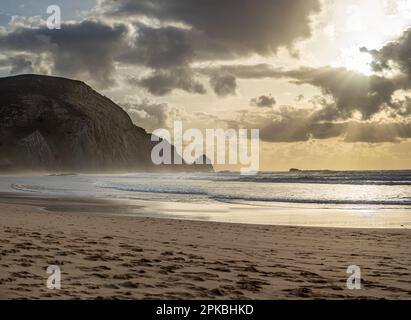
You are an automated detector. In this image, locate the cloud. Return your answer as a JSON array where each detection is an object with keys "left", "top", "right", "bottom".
[
  {"left": 202, "top": 64, "right": 405, "bottom": 119},
  {"left": 280, "top": 67, "right": 400, "bottom": 120},
  {"left": 362, "top": 27, "right": 411, "bottom": 81},
  {"left": 228, "top": 106, "right": 411, "bottom": 143},
  {"left": 9, "top": 55, "right": 34, "bottom": 74},
  {"left": 100, "top": 0, "right": 321, "bottom": 57},
  {"left": 118, "top": 24, "right": 194, "bottom": 69},
  {"left": 220, "top": 59, "right": 411, "bottom": 143},
  {"left": 0, "top": 54, "right": 33, "bottom": 74},
  {"left": 0, "top": 1, "right": 323, "bottom": 93},
  {"left": 121, "top": 99, "right": 172, "bottom": 132},
  {"left": 0, "top": 20, "right": 127, "bottom": 87},
  {"left": 135, "top": 68, "right": 206, "bottom": 96},
  {"left": 343, "top": 122, "right": 411, "bottom": 143},
  {"left": 393, "top": 97, "right": 411, "bottom": 117},
  {"left": 93, "top": 0, "right": 322, "bottom": 94},
  {"left": 250, "top": 95, "right": 276, "bottom": 108},
  {"left": 259, "top": 114, "right": 411, "bottom": 143},
  {"left": 209, "top": 73, "right": 237, "bottom": 97},
  {"left": 196, "top": 63, "right": 283, "bottom": 79},
  {"left": 0, "top": 0, "right": 408, "bottom": 148}
]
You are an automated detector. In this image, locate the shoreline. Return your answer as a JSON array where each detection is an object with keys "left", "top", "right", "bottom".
[
  {"left": 0, "top": 192, "right": 410, "bottom": 230},
  {"left": 0, "top": 199, "right": 410, "bottom": 299}
]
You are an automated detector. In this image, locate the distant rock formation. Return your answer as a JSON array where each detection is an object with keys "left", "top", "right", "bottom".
[
  {"left": 194, "top": 155, "right": 212, "bottom": 165},
  {"left": 289, "top": 168, "right": 301, "bottom": 172},
  {"left": 0, "top": 74, "right": 213, "bottom": 173}
]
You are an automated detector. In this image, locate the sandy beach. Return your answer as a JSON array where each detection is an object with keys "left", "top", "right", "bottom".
[
  {"left": 1, "top": 0, "right": 411, "bottom": 305},
  {"left": 0, "top": 198, "right": 410, "bottom": 300}
]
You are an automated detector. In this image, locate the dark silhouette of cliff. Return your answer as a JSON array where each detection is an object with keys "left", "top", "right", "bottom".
[{"left": 0, "top": 74, "right": 213, "bottom": 173}]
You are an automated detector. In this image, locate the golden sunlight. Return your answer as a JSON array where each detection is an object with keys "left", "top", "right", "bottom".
[{"left": 336, "top": 0, "right": 411, "bottom": 75}]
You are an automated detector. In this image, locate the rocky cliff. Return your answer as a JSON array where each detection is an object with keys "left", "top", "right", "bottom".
[{"left": 0, "top": 74, "right": 213, "bottom": 173}]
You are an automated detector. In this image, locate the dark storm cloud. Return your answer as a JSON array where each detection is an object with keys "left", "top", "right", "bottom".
[
  {"left": 250, "top": 95, "right": 276, "bottom": 108},
  {"left": 209, "top": 73, "right": 237, "bottom": 97},
  {"left": 0, "top": 0, "right": 322, "bottom": 93},
  {"left": 135, "top": 68, "right": 206, "bottom": 96},
  {"left": 97, "top": 0, "right": 321, "bottom": 94},
  {"left": 0, "top": 20, "right": 127, "bottom": 87},
  {"left": 101, "top": 0, "right": 321, "bottom": 57},
  {"left": 118, "top": 24, "right": 194, "bottom": 69}
]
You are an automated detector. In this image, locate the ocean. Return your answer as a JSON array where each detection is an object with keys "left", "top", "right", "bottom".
[{"left": 1, "top": 170, "right": 410, "bottom": 228}]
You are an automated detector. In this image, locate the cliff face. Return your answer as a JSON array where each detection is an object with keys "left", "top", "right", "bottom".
[{"left": 0, "top": 74, "right": 213, "bottom": 173}]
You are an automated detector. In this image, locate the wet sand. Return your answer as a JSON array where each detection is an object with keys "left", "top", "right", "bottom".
[{"left": 0, "top": 198, "right": 410, "bottom": 300}]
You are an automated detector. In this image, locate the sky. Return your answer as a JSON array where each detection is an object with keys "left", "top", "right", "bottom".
[{"left": 0, "top": 0, "right": 410, "bottom": 171}]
